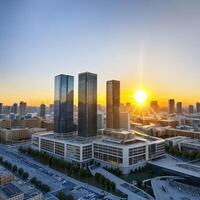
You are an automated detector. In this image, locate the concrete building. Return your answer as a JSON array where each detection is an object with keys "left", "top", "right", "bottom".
[
  {"left": 106, "top": 80, "right": 120, "bottom": 129},
  {"left": 19, "top": 101, "right": 27, "bottom": 117},
  {"left": 0, "top": 167, "right": 14, "bottom": 186},
  {"left": 54, "top": 74, "right": 74, "bottom": 134},
  {"left": 120, "top": 112, "right": 130, "bottom": 130},
  {"left": 78, "top": 72, "right": 97, "bottom": 137},
  {"left": 11, "top": 103, "right": 18, "bottom": 114},
  {"left": 176, "top": 102, "right": 183, "bottom": 114},
  {"left": 196, "top": 102, "right": 200, "bottom": 113},
  {"left": 168, "top": 99, "right": 175, "bottom": 114},
  {"left": 0, "top": 103, "right": 3, "bottom": 115},
  {"left": 189, "top": 105, "right": 194, "bottom": 114},
  {"left": 97, "top": 113, "right": 104, "bottom": 130},
  {"left": 32, "top": 129, "right": 165, "bottom": 174},
  {"left": 3, "top": 106, "right": 11, "bottom": 115},
  {"left": 0, "top": 183, "right": 24, "bottom": 200},
  {"left": 39, "top": 104, "right": 46, "bottom": 119},
  {"left": 0, "top": 128, "right": 31, "bottom": 143},
  {"left": 150, "top": 101, "right": 158, "bottom": 113}
]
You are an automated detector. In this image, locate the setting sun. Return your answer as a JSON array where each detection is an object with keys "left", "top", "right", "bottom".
[{"left": 134, "top": 89, "right": 147, "bottom": 106}]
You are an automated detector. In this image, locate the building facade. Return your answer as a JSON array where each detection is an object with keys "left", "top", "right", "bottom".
[
  {"left": 168, "top": 99, "right": 175, "bottom": 114},
  {"left": 54, "top": 74, "right": 74, "bottom": 134},
  {"left": 40, "top": 104, "right": 46, "bottom": 119},
  {"left": 78, "top": 72, "right": 97, "bottom": 137},
  {"left": 176, "top": 102, "right": 183, "bottom": 114},
  {"left": 106, "top": 80, "right": 120, "bottom": 129}
]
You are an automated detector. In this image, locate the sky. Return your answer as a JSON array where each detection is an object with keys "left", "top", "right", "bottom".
[{"left": 0, "top": 0, "right": 200, "bottom": 106}]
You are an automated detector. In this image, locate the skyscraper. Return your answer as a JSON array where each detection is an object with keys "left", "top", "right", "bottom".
[
  {"left": 168, "top": 99, "right": 175, "bottom": 114},
  {"left": 150, "top": 100, "right": 158, "bottom": 113},
  {"left": 19, "top": 101, "right": 27, "bottom": 117},
  {"left": 54, "top": 74, "right": 74, "bottom": 134},
  {"left": 78, "top": 72, "right": 97, "bottom": 137},
  {"left": 0, "top": 103, "right": 3, "bottom": 114},
  {"left": 11, "top": 103, "right": 18, "bottom": 114},
  {"left": 189, "top": 105, "right": 194, "bottom": 114},
  {"left": 40, "top": 104, "right": 46, "bottom": 119},
  {"left": 106, "top": 80, "right": 120, "bottom": 129},
  {"left": 176, "top": 102, "right": 183, "bottom": 114},
  {"left": 196, "top": 102, "right": 200, "bottom": 113}
]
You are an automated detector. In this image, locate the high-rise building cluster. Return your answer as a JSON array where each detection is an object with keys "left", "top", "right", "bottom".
[{"left": 32, "top": 72, "right": 165, "bottom": 174}]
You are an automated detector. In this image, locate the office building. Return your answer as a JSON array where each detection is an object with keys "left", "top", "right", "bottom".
[
  {"left": 78, "top": 72, "right": 97, "bottom": 137},
  {"left": 176, "top": 102, "right": 183, "bottom": 114},
  {"left": 106, "top": 80, "right": 120, "bottom": 129},
  {"left": 11, "top": 103, "right": 18, "bottom": 114},
  {"left": 168, "top": 99, "right": 175, "bottom": 114},
  {"left": 40, "top": 104, "right": 46, "bottom": 119},
  {"left": 32, "top": 129, "right": 165, "bottom": 174},
  {"left": 0, "top": 103, "right": 3, "bottom": 114},
  {"left": 189, "top": 105, "right": 194, "bottom": 114},
  {"left": 150, "top": 101, "right": 158, "bottom": 113},
  {"left": 19, "top": 101, "right": 27, "bottom": 117},
  {"left": 3, "top": 106, "right": 11, "bottom": 115},
  {"left": 54, "top": 74, "right": 74, "bottom": 134},
  {"left": 120, "top": 112, "right": 130, "bottom": 130},
  {"left": 49, "top": 104, "right": 54, "bottom": 114},
  {"left": 196, "top": 102, "right": 200, "bottom": 113},
  {"left": 97, "top": 113, "right": 104, "bottom": 130}
]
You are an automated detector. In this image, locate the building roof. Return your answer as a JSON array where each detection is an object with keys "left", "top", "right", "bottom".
[{"left": 0, "top": 183, "right": 23, "bottom": 198}]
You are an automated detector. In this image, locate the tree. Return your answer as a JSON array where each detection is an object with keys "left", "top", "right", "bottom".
[
  {"left": 58, "top": 192, "right": 74, "bottom": 200},
  {"left": 18, "top": 168, "right": 24, "bottom": 176},
  {"left": 12, "top": 165, "right": 18, "bottom": 173},
  {"left": 41, "top": 184, "right": 50, "bottom": 193},
  {"left": 22, "top": 172, "right": 29, "bottom": 180},
  {"left": 31, "top": 177, "right": 37, "bottom": 184}
]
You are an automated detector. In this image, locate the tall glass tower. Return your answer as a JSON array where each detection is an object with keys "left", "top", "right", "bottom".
[
  {"left": 106, "top": 80, "right": 120, "bottom": 129},
  {"left": 78, "top": 72, "right": 97, "bottom": 137},
  {"left": 54, "top": 74, "right": 74, "bottom": 134}
]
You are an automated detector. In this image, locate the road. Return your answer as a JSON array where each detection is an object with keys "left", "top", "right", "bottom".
[{"left": 0, "top": 143, "right": 121, "bottom": 200}]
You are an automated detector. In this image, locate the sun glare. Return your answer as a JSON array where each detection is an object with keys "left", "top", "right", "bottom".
[{"left": 134, "top": 89, "right": 147, "bottom": 106}]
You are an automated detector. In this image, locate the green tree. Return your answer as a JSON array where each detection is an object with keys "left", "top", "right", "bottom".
[
  {"left": 12, "top": 165, "right": 18, "bottom": 173},
  {"left": 22, "top": 172, "right": 29, "bottom": 180},
  {"left": 18, "top": 168, "right": 24, "bottom": 176}
]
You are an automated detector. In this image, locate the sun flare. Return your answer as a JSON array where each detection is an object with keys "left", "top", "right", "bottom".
[{"left": 134, "top": 89, "right": 147, "bottom": 106}]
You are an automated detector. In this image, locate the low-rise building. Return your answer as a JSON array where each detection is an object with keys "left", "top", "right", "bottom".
[
  {"left": 0, "top": 183, "right": 24, "bottom": 200},
  {"left": 0, "top": 167, "right": 14, "bottom": 186},
  {"left": 32, "top": 129, "right": 165, "bottom": 174}
]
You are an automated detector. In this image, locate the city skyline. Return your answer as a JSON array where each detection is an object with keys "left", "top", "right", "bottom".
[{"left": 1, "top": 0, "right": 200, "bottom": 106}]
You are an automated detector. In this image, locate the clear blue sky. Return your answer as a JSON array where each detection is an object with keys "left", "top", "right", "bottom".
[{"left": 0, "top": 0, "right": 200, "bottom": 105}]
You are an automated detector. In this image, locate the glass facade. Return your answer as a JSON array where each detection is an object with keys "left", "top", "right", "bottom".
[
  {"left": 106, "top": 80, "right": 120, "bottom": 129},
  {"left": 78, "top": 72, "right": 97, "bottom": 137},
  {"left": 54, "top": 74, "right": 74, "bottom": 134}
]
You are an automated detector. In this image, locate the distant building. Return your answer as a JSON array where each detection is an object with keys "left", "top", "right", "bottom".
[
  {"left": 40, "top": 104, "right": 46, "bottom": 119},
  {"left": 49, "top": 104, "right": 54, "bottom": 114},
  {"left": 150, "top": 101, "right": 158, "bottom": 113},
  {"left": 19, "top": 101, "right": 27, "bottom": 117},
  {"left": 120, "top": 112, "right": 130, "bottom": 130},
  {"left": 106, "top": 80, "right": 120, "bottom": 129},
  {"left": 54, "top": 74, "right": 74, "bottom": 134},
  {"left": 97, "top": 113, "right": 104, "bottom": 130},
  {"left": 176, "top": 102, "right": 183, "bottom": 114},
  {"left": 78, "top": 72, "right": 97, "bottom": 137},
  {"left": 11, "top": 103, "right": 18, "bottom": 114},
  {"left": 168, "top": 99, "right": 175, "bottom": 114},
  {"left": 3, "top": 106, "right": 11, "bottom": 115},
  {"left": 196, "top": 102, "right": 200, "bottom": 113},
  {"left": 189, "top": 105, "right": 194, "bottom": 114},
  {"left": 0, "top": 103, "right": 3, "bottom": 114},
  {"left": 0, "top": 167, "right": 14, "bottom": 186},
  {"left": 0, "top": 183, "right": 24, "bottom": 200}
]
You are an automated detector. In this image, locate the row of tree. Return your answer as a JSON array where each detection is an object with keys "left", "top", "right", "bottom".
[
  {"left": 30, "top": 177, "right": 50, "bottom": 193},
  {"left": 95, "top": 173, "right": 116, "bottom": 192},
  {"left": 106, "top": 167, "right": 122, "bottom": 177},
  {"left": 0, "top": 156, "right": 29, "bottom": 180},
  {"left": 57, "top": 191, "right": 75, "bottom": 200},
  {"left": 18, "top": 146, "right": 92, "bottom": 179},
  {"left": 167, "top": 146, "right": 200, "bottom": 160}
]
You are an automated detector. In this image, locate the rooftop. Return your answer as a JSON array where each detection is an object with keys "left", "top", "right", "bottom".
[{"left": 0, "top": 183, "right": 23, "bottom": 198}]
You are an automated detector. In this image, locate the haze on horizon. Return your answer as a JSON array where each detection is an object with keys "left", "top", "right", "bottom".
[{"left": 1, "top": 0, "right": 200, "bottom": 106}]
